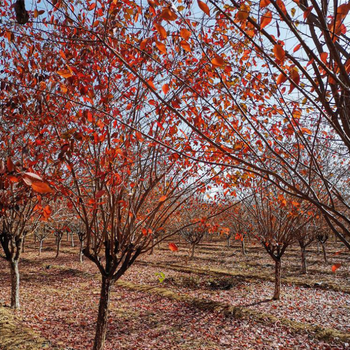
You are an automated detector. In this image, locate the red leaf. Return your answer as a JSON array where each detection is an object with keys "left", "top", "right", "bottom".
[
  {"left": 169, "top": 243, "right": 178, "bottom": 251},
  {"left": 160, "top": 7, "right": 177, "bottom": 21},
  {"left": 140, "top": 38, "right": 148, "bottom": 51},
  {"left": 236, "top": 4, "right": 250, "bottom": 21},
  {"left": 345, "top": 58, "right": 350, "bottom": 74},
  {"left": 23, "top": 172, "right": 43, "bottom": 185},
  {"left": 211, "top": 55, "right": 225, "bottom": 67},
  {"left": 293, "top": 44, "right": 302, "bottom": 53},
  {"left": 276, "top": 0, "right": 287, "bottom": 16},
  {"left": 300, "top": 127, "right": 312, "bottom": 135},
  {"left": 6, "top": 158, "right": 14, "bottom": 172},
  {"left": 43, "top": 205, "right": 51, "bottom": 217},
  {"left": 277, "top": 72, "right": 287, "bottom": 85},
  {"left": 159, "top": 195, "right": 167, "bottom": 202},
  {"left": 9, "top": 176, "right": 19, "bottom": 183},
  {"left": 320, "top": 52, "right": 328, "bottom": 64},
  {"left": 31, "top": 181, "right": 54, "bottom": 194},
  {"left": 332, "top": 263, "right": 341, "bottom": 272},
  {"left": 180, "top": 40, "right": 191, "bottom": 52},
  {"left": 57, "top": 65, "right": 73, "bottom": 79},
  {"left": 198, "top": 0, "right": 210, "bottom": 16},
  {"left": 88, "top": 3, "right": 96, "bottom": 10},
  {"left": 273, "top": 44, "right": 285, "bottom": 61},
  {"left": 260, "top": 0, "right": 270, "bottom": 8},
  {"left": 147, "top": 79, "right": 156, "bottom": 90},
  {"left": 336, "top": 3, "right": 350, "bottom": 15},
  {"left": 180, "top": 28, "right": 191, "bottom": 40},
  {"left": 260, "top": 10, "right": 272, "bottom": 29},
  {"left": 162, "top": 84, "right": 170, "bottom": 94},
  {"left": 155, "top": 24, "right": 167, "bottom": 39},
  {"left": 303, "top": 6, "right": 313, "bottom": 19},
  {"left": 289, "top": 67, "right": 300, "bottom": 93},
  {"left": 96, "top": 190, "right": 106, "bottom": 198},
  {"left": 155, "top": 41, "right": 167, "bottom": 54}
]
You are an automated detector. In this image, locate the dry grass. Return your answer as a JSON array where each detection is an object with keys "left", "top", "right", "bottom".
[
  {"left": 136, "top": 260, "right": 350, "bottom": 294},
  {"left": 0, "top": 306, "right": 51, "bottom": 350}
]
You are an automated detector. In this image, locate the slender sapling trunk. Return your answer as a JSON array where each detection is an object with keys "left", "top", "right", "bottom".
[
  {"left": 301, "top": 245, "right": 307, "bottom": 274},
  {"left": 321, "top": 243, "right": 327, "bottom": 263},
  {"left": 10, "top": 260, "right": 20, "bottom": 309},
  {"left": 189, "top": 243, "right": 195, "bottom": 259},
  {"left": 273, "top": 257, "right": 281, "bottom": 300},
  {"left": 241, "top": 237, "right": 246, "bottom": 255}
]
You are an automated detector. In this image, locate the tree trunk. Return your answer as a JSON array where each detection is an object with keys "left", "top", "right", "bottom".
[
  {"left": 189, "top": 244, "right": 195, "bottom": 260},
  {"left": 227, "top": 235, "right": 231, "bottom": 247},
  {"left": 71, "top": 233, "right": 75, "bottom": 247},
  {"left": 148, "top": 240, "right": 154, "bottom": 255},
  {"left": 241, "top": 237, "right": 246, "bottom": 255},
  {"left": 301, "top": 246, "right": 307, "bottom": 274},
  {"left": 273, "top": 258, "right": 281, "bottom": 300},
  {"left": 10, "top": 260, "right": 20, "bottom": 309},
  {"left": 321, "top": 243, "right": 327, "bottom": 263},
  {"left": 39, "top": 239, "right": 43, "bottom": 256},
  {"left": 79, "top": 240, "right": 84, "bottom": 263},
  {"left": 247, "top": 233, "right": 251, "bottom": 243},
  {"left": 93, "top": 276, "right": 112, "bottom": 350},
  {"left": 22, "top": 236, "right": 25, "bottom": 253},
  {"left": 55, "top": 238, "right": 61, "bottom": 258}
]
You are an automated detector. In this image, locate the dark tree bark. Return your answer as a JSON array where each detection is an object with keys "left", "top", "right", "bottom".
[
  {"left": 1, "top": 232, "right": 22, "bottom": 309},
  {"left": 321, "top": 243, "right": 327, "bottom": 263},
  {"left": 189, "top": 243, "right": 195, "bottom": 259},
  {"left": 93, "top": 276, "right": 112, "bottom": 350},
  {"left": 14, "top": 0, "right": 29, "bottom": 24},
  {"left": 85, "top": 243, "right": 142, "bottom": 350},
  {"left": 241, "top": 237, "right": 246, "bottom": 255},
  {"left": 300, "top": 245, "right": 307, "bottom": 274}
]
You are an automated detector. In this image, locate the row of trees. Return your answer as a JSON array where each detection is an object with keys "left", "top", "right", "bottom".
[{"left": 1, "top": 0, "right": 350, "bottom": 349}]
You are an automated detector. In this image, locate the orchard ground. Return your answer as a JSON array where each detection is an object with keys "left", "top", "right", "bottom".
[{"left": 0, "top": 234, "right": 349, "bottom": 350}]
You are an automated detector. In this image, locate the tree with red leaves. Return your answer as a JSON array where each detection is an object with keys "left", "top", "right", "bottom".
[{"left": 244, "top": 184, "right": 311, "bottom": 300}]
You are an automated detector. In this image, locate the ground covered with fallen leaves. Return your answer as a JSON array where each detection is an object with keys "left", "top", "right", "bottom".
[{"left": 0, "top": 236, "right": 349, "bottom": 349}]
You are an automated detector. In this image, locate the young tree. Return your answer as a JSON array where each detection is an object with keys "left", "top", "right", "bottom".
[
  {"left": 295, "top": 213, "right": 326, "bottom": 274},
  {"left": 222, "top": 204, "right": 249, "bottom": 254},
  {"left": 244, "top": 186, "right": 309, "bottom": 300},
  {"left": 0, "top": 159, "right": 53, "bottom": 308},
  {"left": 60, "top": 133, "right": 208, "bottom": 349},
  {"left": 296, "top": 223, "right": 317, "bottom": 275},
  {"left": 176, "top": 198, "right": 214, "bottom": 259},
  {"left": 33, "top": 220, "right": 52, "bottom": 256}
]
